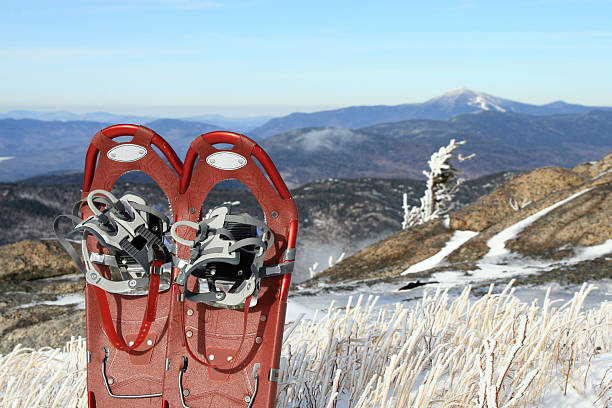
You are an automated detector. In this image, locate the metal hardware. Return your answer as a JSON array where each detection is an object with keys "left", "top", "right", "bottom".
[
  {"left": 284, "top": 248, "right": 296, "bottom": 262},
  {"left": 87, "top": 351, "right": 91, "bottom": 363},
  {"left": 186, "top": 308, "right": 194, "bottom": 316},
  {"left": 165, "top": 358, "right": 170, "bottom": 371},
  {"left": 260, "top": 315, "right": 267, "bottom": 322},
  {"left": 247, "top": 363, "right": 260, "bottom": 408},
  {"left": 271, "top": 211, "right": 278, "bottom": 218},
  {"left": 183, "top": 389, "right": 190, "bottom": 396},
  {"left": 255, "top": 336, "right": 263, "bottom": 344},
  {"left": 186, "top": 330, "right": 193, "bottom": 338},
  {"left": 259, "top": 262, "right": 294, "bottom": 277},
  {"left": 269, "top": 368, "right": 280, "bottom": 382},
  {"left": 102, "top": 347, "right": 162, "bottom": 399},
  {"left": 179, "top": 357, "right": 190, "bottom": 408}
]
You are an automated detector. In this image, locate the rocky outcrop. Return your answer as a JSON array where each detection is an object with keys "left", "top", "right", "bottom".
[
  {"left": 309, "top": 152, "right": 612, "bottom": 287},
  {"left": 0, "top": 240, "right": 79, "bottom": 282}
]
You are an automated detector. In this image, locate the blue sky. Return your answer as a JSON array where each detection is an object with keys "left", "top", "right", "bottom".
[{"left": 1, "top": 0, "right": 611, "bottom": 116}]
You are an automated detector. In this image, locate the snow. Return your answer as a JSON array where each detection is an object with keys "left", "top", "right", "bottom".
[
  {"left": 536, "top": 352, "right": 612, "bottom": 408},
  {"left": 17, "top": 293, "right": 85, "bottom": 310},
  {"left": 286, "top": 299, "right": 317, "bottom": 322},
  {"left": 469, "top": 95, "right": 507, "bottom": 112},
  {"left": 401, "top": 230, "right": 478, "bottom": 275},
  {"left": 0, "top": 156, "right": 14, "bottom": 163},
  {"left": 484, "top": 187, "right": 593, "bottom": 260}
]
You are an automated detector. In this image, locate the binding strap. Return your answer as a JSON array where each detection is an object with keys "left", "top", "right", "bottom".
[
  {"left": 94, "top": 261, "right": 162, "bottom": 352},
  {"left": 53, "top": 192, "right": 167, "bottom": 352}
]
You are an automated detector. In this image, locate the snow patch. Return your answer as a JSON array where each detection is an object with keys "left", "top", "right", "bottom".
[
  {"left": 536, "top": 352, "right": 612, "bottom": 407},
  {"left": 468, "top": 95, "right": 507, "bottom": 112},
  {"left": 484, "top": 188, "right": 593, "bottom": 261},
  {"left": 402, "top": 230, "right": 478, "bottom": 275},
  {"left": 17, "top": 293, "right": 85, "bottom": 310},
  {"left": 0, "top": 156, "right": 15, "bottom": 163},
  {"left": 285, "top": 299, "right": 316, "bottom": 322}
]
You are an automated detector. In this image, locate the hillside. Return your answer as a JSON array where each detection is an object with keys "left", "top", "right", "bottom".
[
  {"left": 306, "top": 153, "right": 612, "bottom": 289},
  {"left": 0, "top": 171, "right": 517, "bottom": 279},
  {"left": 259, "top": 110, "right": 612, "bottom": 186}
]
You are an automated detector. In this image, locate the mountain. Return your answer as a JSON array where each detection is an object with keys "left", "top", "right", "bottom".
[
  {"left": 2, "top": 110, "right": 612, "bottom": 185},
  {"left": 251, "top": 88, "right": 612, "bottom": 138},
  {"left": 0, "top": 110, "right": 271, "bottom": 133},
  {"left": 184, "top": 114, "right": 273, "bottom": 133},
  {"left": 0, "top": 119, "right": 110, "bottom": 156},
  {"left": 0, "top": 118, "right": 218, "bottom": 181},
  {"left": 0, "top": 110, "right": 157, "bottom": 124},
  {"left": 305, "top": 152, "right": 612, "bottom": 289},
  {"left": 140, "top": 119, "right": 220, "bottom": 156},
  {"left": 258, "top": 110, "right": 612, "bottom": 187}
]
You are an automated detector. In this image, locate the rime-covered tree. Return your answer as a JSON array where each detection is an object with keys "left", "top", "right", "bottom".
[{"left": 402, "top": 139, "right": 474, "bottom": 229}]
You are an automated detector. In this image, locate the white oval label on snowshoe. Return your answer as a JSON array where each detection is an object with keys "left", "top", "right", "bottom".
[
  {"left": 206, "top": 152, "right": 247, "bottom": 170},
  {"left": 107, "top": 144, "right": 148, "bottom": 162}
]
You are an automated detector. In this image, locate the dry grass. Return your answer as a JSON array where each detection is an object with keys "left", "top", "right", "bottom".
[
  {"left": 277, "top": 281, "right": 611, "bottom": 407},
  {"left": 0, "top": 281, "right": 610, "bottom": 407}
]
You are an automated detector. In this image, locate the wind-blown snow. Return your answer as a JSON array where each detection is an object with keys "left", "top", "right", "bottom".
[
  {"left": 402, "top": 230, "right": 478, "bottom": 275},
  {"left": 484, "top": 188, "right": 593, "bottom": 261}
]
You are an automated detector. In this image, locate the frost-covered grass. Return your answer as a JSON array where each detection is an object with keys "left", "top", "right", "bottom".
[
  {"left": 0, "top": 337, "right": 87, "bottom": 407},
  {"left": 0, "top": 282, "right": 610, "bottom": 407}
]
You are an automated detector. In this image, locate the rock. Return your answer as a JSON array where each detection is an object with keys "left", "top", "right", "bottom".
[
  {"left": 0, "top": 240, "right": 79, "bottom": 282},
  {"left": 572, "top": 152, "right": 612, "bottom": 178},
  {"left": 0, "top": 305, "right": 85, "bottom": 353},
  {"left": 450, "top": 166, "right": 586, "bottom": 232}
]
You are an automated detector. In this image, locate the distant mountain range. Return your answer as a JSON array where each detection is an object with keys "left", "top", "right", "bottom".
[
  {"left": 1, "top": 88, "right": 612, "bottom": 183},
  {"left": 0, "top": 118, "right": 220, "bottom": 181},
  {"left": 259, "top": 110, "right": 612, "bottom": 186},
  {"left": 0, "top": 110, "right": 272, "bottom": 133},
  {"left": 250, "top": 88, "right": 612, "bottom": 138}
]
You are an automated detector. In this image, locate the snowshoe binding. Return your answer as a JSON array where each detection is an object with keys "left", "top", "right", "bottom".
[{"left": 55, "top": 124, "right": 182, "bottom": 407}]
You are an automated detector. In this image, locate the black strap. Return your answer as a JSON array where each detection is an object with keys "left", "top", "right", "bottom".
[{"left": 53, "top": 214, "right": 87, "bottom": 275}]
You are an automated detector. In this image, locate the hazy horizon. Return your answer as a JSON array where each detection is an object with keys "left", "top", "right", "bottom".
[{"left": 2, "top": 1, "right": 611, "bottom": 116}]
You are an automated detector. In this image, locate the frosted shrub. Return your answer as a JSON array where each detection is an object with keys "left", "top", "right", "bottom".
[
  {"left": 403, "top": 139, "right": 475, "bottom": 229},
  {"left": 0, "top": 282, "right": 610, "bottom": 407}
]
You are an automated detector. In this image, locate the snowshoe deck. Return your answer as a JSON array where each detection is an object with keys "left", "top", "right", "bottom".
[
  {"left": 162, "top": 131, "right": 298, "bottom": 408},
  {"left": 80, "top": 125, "right": 182, "bottom": 407},
  {"left": 56, "top": 126, "right": 297, "bottom": 408}
]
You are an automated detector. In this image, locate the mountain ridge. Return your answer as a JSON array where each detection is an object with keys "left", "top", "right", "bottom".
[
  {"left": 305, "top": 152, "right": 612, "bottom": 289},
  {"left": 251, "top": 88, "right": 612, "bottom": 138}
]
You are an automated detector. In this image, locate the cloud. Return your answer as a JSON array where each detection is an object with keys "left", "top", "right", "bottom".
[{"left": 298, "top": 128, "right": 363, "bottom": 151}]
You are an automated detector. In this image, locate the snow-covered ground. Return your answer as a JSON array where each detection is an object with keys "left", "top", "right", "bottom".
[{"left": 2, "top": 282, "right": 610, "bottom": 408}]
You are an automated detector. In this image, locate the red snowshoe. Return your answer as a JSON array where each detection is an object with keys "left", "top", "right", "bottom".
[{"left": 55, "top": 127, "right": 298, "bottom": 408}]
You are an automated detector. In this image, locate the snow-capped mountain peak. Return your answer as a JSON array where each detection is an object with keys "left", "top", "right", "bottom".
[{"left": 427, "top": 87, "right": 509, "bottom": 112}]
